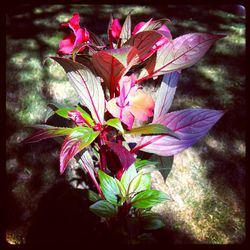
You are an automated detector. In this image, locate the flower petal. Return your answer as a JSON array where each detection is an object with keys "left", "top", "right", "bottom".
[
  {"left": 69, "top": 12, "right": 81, "bottom": 34},
  {"left": 73, "top": 28, "right": 89, "bottom": 48},
  {"left": 111, "top": 18, "right": 122, "bottom": 39},
  {"left": 58, "top": 32, "right": 75, "bottom": 54},
  {"left": 130, "top": 89, "right": 155, "bottom": 121},
  {"left": 106, "top": 98, "right": 134, "bottom": 129}
]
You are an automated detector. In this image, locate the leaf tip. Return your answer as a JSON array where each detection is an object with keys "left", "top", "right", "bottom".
[
  {"left": 59, "top": 161, "right": 66, "bottom": 175},
  {"left": 214, "top": 34, "right": 227, "bottom": 40}
]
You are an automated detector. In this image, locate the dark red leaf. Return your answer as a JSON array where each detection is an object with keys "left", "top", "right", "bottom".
[
  {"left": 125, "top": 30, "right": 162, "bottom": 61},
  {"left": 105, "top": 141, "right": 135, "bottom": 171},
  {"left": 92, "top": 46, "right": 139, "bottom": 97}
]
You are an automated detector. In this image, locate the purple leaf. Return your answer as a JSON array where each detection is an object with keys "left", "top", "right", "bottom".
[
  {"left": 22, "top": 125, "right": 73, "bottom": 143},
  {"left": 138, "top": 33, "right": 225, "bottom": 82},
  {"left": 51, "top": 57, "right": 105, "bottom": 124},
  {"left": 135, "top": 109, "right": 224, "bottom": 156},
  {"left": 153, "top": 71, "right": 181, "bottom": 122},
  {"left": 105, "top": 141, "right": 135, "bottom": 171}
]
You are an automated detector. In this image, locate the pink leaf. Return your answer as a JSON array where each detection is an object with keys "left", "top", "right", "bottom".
[
  {"left": 138, "top": 33, "right": 225, "bottom": 82},
  {"left": 134, "top": 109, "right": 224, "bottom": 156},
  {"left": 60, "top": 127, "right": 100, "bottom": 174},
  {"left": 68, "top": 110, "right": 91, "bottom": 126},
  {"left": 60, "top": 135, "right": 81, "bottom": 174}
]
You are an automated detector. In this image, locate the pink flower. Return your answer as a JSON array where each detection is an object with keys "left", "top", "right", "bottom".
[
  {"left": 59, "top": 13, "right": 89, "bottom": 54},
  {"left": 106, "top": 74, "right": 155, "bottom": 129},
  {"left": 110, "top": 18, "right": 122, "bottom": 40}
]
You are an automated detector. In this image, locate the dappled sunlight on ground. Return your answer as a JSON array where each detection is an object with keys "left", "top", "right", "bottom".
[
  {"left": 6, "top": 4, "right": 245, "bottom": 244},
  {"left": 152, "top": 147, "right": 245, "bottom": 243}
]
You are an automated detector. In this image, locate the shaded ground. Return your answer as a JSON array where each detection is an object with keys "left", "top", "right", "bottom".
[{"left": 6, "top": 4, "right": 245, "bottom": 244}]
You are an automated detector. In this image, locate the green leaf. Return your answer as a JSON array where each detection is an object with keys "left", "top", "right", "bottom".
[
  {"left": 106, "top": 118, "right": 124, "bottom": 134},
  {"left": 71, "top": 127, "right": 99, "bottom": 141},
  {"left": 125, "top": 124, "right": 180, "bottom": 139},
  {"left": 87, "top": 190, "right": 101, "bottom": 202},
  {"left": 128, "top": 173, "right": 151, "bottom": 195},
  {"left": 149, "top": 155, "right": 174, "bottom": 180},
  {"left": 47, "top": 104, "right": 95, "bottom": 127},
  {"left": 76, "top": 105, "right": 95, "bottom": 126},
  {"left": 121, "top": 164, "right": 137, "bottom": 191},
  {"left": 55, "top": 107, "right": 75, "bottom": 119},
  {"left": 115, "top": 179, "right": 126, "bottom": 202},
  {"left": 89, "top": 200, "right": 118, "bottom": 218},
  {"left": 134, "top": 159, "right": 159, "bottom": 170},
  {"left": 138, "top": 165, "right": 157, "bottom": 175},
  {"left": 131, "top": 190, "right": 169, "bottom": 208},
  {"left": 98, "top": 170, "right": 121, "bottom": 205},
  {"left": 141, "top": 212, "right": 165, "bottom": 230},
  {"left": 22, "top": 125, "right": 73, "bottom": 144}
]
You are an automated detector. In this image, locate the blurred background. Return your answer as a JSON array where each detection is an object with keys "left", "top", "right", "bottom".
[{"left": 6, "top": 4, "right": 245, "bottom": 244}]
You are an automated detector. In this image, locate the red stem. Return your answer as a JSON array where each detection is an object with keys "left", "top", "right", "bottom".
[
  {"left": 130, "top": 135, "right": 164, "bottom": 154},
  {"left": 100, "top": 146, "right": 107, "bottom": 172},
  {"left": 109, "top": 30, "right": 114, "bottom": 49},
  {"left": 110, "top": 58, "right": 115, "bottom": 98}
]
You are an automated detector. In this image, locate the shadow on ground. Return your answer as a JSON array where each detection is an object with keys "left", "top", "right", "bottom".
[{"left": 25, "top": 180, "right": 197, "bottom": 246}]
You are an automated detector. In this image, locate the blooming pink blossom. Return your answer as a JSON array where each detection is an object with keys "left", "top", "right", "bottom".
[
  {"left": 59, "top": 13, "right": 89, "bottom": 54},
  {"left": 106, "top": 74, "right": 155, "bottom": 129}
]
